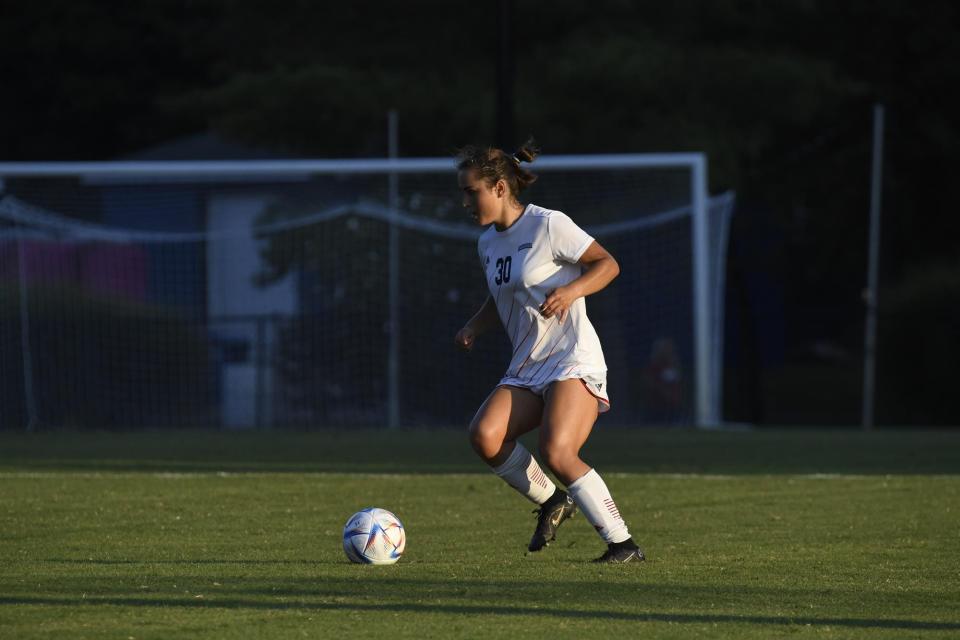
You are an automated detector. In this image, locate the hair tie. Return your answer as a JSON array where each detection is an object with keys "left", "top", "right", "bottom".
[{"left": 510, "top": 154, "right": 522, "bottom": 165}]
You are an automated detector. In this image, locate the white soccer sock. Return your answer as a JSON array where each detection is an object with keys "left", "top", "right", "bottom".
[
  {"left": 492, "top": 442, "right": 557, "bottom": 505},
  {"left": 567, "top": 468, "right": 631, "bottom": 544}
]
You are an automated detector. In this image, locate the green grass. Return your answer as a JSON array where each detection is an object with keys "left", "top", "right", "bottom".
[{"left": 1, "top": 428, "right": 959, "bottom": 639}]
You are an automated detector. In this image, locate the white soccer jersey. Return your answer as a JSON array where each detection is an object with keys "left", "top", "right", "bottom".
[{"left": 477, "top": 203, "right": 609, "bottom": 402}]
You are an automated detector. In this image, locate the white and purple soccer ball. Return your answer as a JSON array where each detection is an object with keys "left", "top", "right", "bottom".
[{"left": 342, "top": 507, "right": 406, "bottom": 565}]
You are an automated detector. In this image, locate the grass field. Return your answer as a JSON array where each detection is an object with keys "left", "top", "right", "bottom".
[{"left": 1, "top": 427, "right": 958, "bottom": 639}]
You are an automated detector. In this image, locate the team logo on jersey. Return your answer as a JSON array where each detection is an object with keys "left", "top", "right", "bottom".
[{"left": 518, "top": 242, "right": 533, "bottom": 251}]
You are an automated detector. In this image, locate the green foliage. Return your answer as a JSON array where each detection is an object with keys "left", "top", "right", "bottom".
[{"left": 248, "top": 194, "right": 497, "bottom": 425}]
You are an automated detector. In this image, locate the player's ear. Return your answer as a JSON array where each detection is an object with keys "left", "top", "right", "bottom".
[{"left": 495, "top": 179, "right": 507, "bottom": 198}]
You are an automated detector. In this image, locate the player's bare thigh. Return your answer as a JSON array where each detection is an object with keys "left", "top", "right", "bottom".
[
  {"left": 468, "top": 385, "right": 543, "bottom": 466},
  {"left": 539, "top": 379, "right": 599, "bottom": 484}
]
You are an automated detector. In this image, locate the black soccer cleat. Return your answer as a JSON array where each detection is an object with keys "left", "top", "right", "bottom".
[
  {"left": 592, "top": 539, "right": 646, "bottom": 564},
  {"left": 528, "top": 490, "right": 577, "bottom": 552}
]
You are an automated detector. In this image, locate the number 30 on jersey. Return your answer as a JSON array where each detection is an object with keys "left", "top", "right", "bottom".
[{"left": 494, "top": 256, "right": 512, "bottom": 285}]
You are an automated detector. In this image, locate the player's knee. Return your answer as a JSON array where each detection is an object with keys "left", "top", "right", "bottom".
[
  {"left": 539, "top": 440, "right": 576, "bottom": 474},
  {"left": 468, "top": 420, "right": 502, "bottom": 461}
]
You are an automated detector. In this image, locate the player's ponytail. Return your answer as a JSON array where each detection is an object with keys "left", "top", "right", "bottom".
[
  {"left": 510, "top": 137, "right": 539, "bottom": 192},
  {"left": 456, "top": 136, "right": 540, "bottom": 198}
]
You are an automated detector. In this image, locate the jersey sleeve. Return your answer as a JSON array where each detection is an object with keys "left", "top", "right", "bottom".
[{"left": 548, "top": 212, "right": 594, "bottom": 263}]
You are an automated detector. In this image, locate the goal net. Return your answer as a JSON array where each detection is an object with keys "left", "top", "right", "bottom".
[{"left": 0, "top": 156, "right": 733, "bottom": 430}]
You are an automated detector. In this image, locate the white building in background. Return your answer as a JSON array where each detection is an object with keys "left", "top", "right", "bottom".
[
  {"left": 124, "top": 133, "right": 301, "bottom": 429},
  {"left": 206, "top": 193, "right": 296, "bottom": 428}
]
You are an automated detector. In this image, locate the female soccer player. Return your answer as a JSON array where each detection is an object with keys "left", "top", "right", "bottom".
[{"left": 454, "top": 140, "right": 645, "bottom": 563}]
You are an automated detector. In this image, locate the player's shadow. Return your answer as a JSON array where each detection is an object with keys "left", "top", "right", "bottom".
[
  {"left": 41, "top": 558, "right": 335, "bottom": 565},
  {"left": 7, "top": 576, "right": 959, "bottom": 632},
  {"left": 1, "top": 595, "right": 957, "bottom": 631}
]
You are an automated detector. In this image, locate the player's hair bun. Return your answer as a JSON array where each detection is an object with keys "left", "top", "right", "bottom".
[
  {"left": 456, "top": 136, "right": 540, "bottom": 195},
  {"left": 513, "top": 137, "right": 540, "bottom": 164}
]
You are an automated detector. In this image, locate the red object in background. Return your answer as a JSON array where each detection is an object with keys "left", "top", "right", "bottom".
[{"left": 0, "top": 240, "right": 147, "bottom": 301}]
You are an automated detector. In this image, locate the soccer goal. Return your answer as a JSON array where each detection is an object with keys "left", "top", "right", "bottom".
[{"left": 0, "top": 156, "right": 733, "bottom": 430}]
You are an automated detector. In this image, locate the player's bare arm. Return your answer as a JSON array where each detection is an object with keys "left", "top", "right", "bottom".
[
  {"left": 455, "top": 295, "right": 499, "bottom": 350},
  {"left": 539, "top": 240, "right": 620, "bottom": 320}
]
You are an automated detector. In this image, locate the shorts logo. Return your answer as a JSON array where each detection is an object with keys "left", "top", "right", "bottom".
[
  {"left": 596, "top": 383, "right": 603, "bottom": 391},
  {"left": 518, "top": 242, "right": 533, "bottom": 251}
]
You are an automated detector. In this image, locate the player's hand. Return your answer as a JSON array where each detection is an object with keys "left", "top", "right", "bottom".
[
  {"left": 540, "top": 286, "right": 575, "bottom": 323},
  {"left": 454, "top": 326, "right": 476, "bottom": 351}
]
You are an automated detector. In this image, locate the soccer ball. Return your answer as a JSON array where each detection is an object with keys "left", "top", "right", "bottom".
[{"left": 342, "top": 507, "right": 406, "bottom": 565}]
